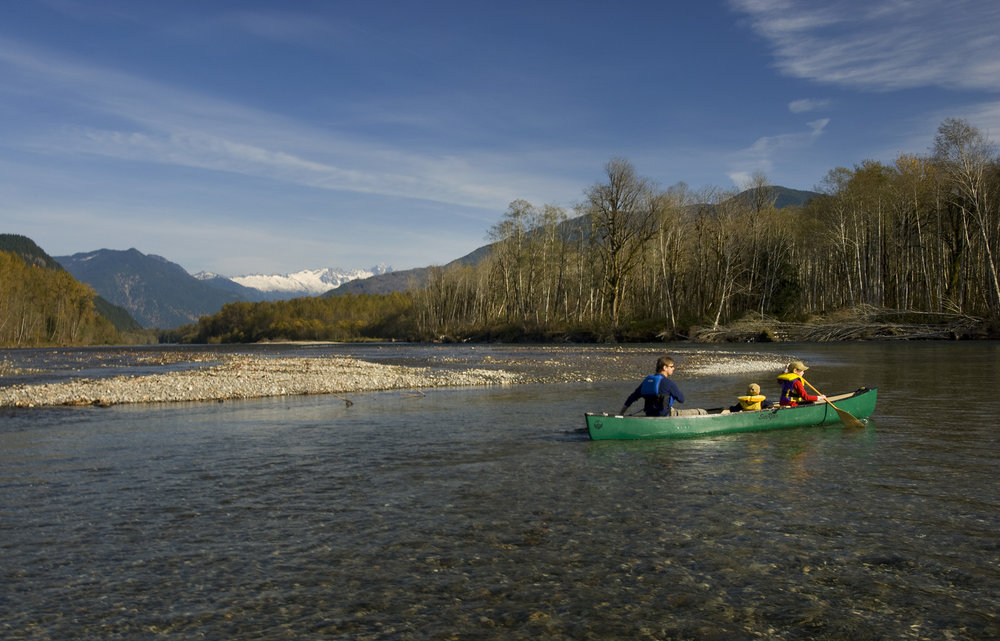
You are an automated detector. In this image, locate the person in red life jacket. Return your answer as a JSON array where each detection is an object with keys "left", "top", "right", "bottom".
[
  {"left": 620, "top": 356, "right": 685, "bottom": 416},
  {"left": 777, "top": 361, "right": 826, "bottom": 407}
]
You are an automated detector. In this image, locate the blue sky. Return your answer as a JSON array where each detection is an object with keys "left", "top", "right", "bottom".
[{"left": 2, "top": 0, "right": 999, "bottom": 276}]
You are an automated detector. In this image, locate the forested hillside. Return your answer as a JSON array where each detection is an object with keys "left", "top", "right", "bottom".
[
  {"left": 0, "top": 234, "right": 65, "bottom": 270},
  {"left": 0, "top": 248, "right": 120, "bottom": 347}
]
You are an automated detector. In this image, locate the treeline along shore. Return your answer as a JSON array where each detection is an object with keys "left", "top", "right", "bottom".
[
  {"left": 166, "top": 118, "right": 1000, "bottom": 345},
  {"left": 2, "top": 118, "right": 999, "bottom": 350}
]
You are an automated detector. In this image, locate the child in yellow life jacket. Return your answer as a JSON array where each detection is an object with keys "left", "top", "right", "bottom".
[{"left": 729, "top": 383, "right": 773, "bottom": 412}]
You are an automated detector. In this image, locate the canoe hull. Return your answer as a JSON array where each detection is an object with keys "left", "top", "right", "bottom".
[{"left": 586, "top": 388, "right": 877, "bottom": 440}]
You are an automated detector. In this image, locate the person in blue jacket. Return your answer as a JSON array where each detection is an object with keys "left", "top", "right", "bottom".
[{"left": 620, "top": 356, "right": 685, "bottom": 416}]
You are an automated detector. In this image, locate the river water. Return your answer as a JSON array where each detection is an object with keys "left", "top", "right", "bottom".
[{"left": 2, "top": 342, "right": 998, "bottom": 640}]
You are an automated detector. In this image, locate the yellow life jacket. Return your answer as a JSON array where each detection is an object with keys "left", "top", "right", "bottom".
[
  {"left": 777, "top": 372, "right": 803, "bottom": 404},
  {"left": 737, "top": 394, "right": 767, "bottom": 411}
]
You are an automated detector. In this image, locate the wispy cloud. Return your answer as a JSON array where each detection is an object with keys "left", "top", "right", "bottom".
[
  {"left": 789, "top": 98, "right": 830, "bottom": 113},
  {"left": 217, "top": 9, "right": 363, "bottom": 48},
  {"left": 0, "top": 37, "right": 574, "bottom": 214},
  {"left": 898, "top": 98, "right": 1000, "bottom": 156},
  {"left": 729, "top": 0, "right": 1000, "bottom": 91},
  {"left": 958, "top": 100, "right": 1000, "bottom": 139},
  {"left": 727, "top": 118, "right": 830, "bottom": 185}
]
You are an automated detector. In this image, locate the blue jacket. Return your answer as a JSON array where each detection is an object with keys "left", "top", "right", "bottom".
[{"left": 625, "top": 374, "right": 685, "bottom": 416}]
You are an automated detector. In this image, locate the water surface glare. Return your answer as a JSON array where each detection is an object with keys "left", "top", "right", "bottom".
[{"left": 2, "top": 342, "right": 998, "bottom": 640}]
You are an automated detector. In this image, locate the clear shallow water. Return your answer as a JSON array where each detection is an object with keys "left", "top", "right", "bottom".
[{"left": 2, "top": 342, "right": 998, "bottom": 640}]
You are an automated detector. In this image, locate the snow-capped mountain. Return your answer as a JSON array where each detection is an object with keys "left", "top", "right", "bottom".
[{"left": 194, "top": 264, "right": 392, "bottom": 298}]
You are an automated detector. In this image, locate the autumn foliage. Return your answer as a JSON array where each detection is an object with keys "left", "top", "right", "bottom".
[{"left": 0, "top": 251, "right": 119, "bottom": 347}]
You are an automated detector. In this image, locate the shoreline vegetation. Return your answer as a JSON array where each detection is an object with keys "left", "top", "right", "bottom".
[
  {"left": 429, "top": 306, "right": 996, "bottom": 343},
  {"left": 685, "top": 308, "right": 993, "bottom": 342},
  {"left": 170, "top": 296, "right": 998, "bottom": 347}
]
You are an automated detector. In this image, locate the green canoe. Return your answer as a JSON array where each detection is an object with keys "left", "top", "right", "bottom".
[{"left": 585, "top": 387, "right": 877, "bottom": 440}]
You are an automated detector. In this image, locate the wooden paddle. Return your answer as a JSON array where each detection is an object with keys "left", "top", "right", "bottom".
[{"left": 802, "top": 378, "right": 865, "bottom": 429}]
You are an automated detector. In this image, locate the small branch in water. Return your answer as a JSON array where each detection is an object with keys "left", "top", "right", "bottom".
[{"left": 332, "top": 394, "right": 353, "bottom": 407}]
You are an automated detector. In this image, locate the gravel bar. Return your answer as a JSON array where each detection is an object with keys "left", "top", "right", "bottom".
[
  {"left": 0, "top": 355, "right": 522, "bottom": 408},
  {"left": 0, "top": 348, "right": 789, "bottom": 409}
]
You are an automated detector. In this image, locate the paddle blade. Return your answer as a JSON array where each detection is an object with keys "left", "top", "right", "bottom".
[
  {"left": 832, "top": 404, "right": 865, "bottom": 429},
  {"left": 801, "top": 377, "right": 866, "bottom": 429}
]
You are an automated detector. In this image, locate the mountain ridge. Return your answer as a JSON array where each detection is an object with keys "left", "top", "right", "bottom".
[
  {"left": 56, "top": 250, "right": 396, "bottom": 328},
  {"left": 56, "top": 248, "right": 247, "bottom": 329},
  {"left": 194, "top": 264, "right": 392, "bottom": 298}
]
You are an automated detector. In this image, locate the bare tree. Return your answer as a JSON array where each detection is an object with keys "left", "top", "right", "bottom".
[
  {"left": 933, "top": 118, "right": 1000, "bottom": 316},
  {"left": 652, "top": 183, "right": 691, "bottom": 330},
  {"left": 584, "top": 158, "right": 661, "bottom": 325},
  {"left": 488, "top": 199, "right": 535, "bottom": 321}
]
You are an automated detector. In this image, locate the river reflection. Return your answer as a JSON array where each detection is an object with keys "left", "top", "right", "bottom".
[{"left": 1, "top": 342, "right": 998, "bottom": 640}]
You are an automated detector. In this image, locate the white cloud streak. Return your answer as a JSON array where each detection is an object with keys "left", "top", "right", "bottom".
[
  {"left": 0, "top": 37, "right": 576, "bottom": 214},
  {"left": 729, "top": 0, "right": 1000, "bottom": 91},
  {"left": 727, "top": 118, "right": 830, "bottom": 185},
  {"left": 788, "top": 98, "right": 830, "bottom": 113}
]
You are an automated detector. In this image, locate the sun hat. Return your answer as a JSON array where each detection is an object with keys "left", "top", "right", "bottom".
[
  {"left": 747, "top": 383, "right": 761, "bottom": 395},
  {"left": 788, "top": 360, "right": 808, "bottom": 372}
]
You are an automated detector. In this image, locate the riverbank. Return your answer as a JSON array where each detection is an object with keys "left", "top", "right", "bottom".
[{"left": 688, "top": 309, "right": 995, "bottom": 342}]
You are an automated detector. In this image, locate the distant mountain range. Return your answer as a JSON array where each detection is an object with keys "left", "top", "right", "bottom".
[
  {"left": 193, "top": 265, "right": 391, "bottom": 298},
  {"left": 34, "top": 185, "right": 818, "bottom": 329},
  {"left": 745, "top": 186, "right": 819, "bottom": 210},
  {"left": 326, "top": 245, "right": 489, "bottom": 296},
  {"left": 55, "top": 249, "right": 248, "bottom": 329},
  {"left": 56, "top": 249, "right": 391, "bottom": 329}
]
